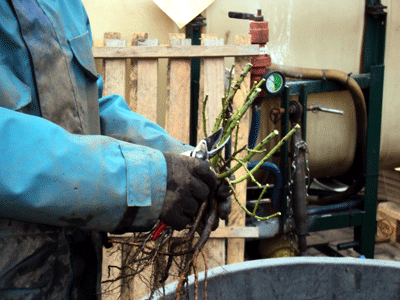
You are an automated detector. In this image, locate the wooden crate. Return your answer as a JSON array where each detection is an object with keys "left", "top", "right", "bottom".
[{"left": 95, "top": 32, "right": 261, "bottom": 299}]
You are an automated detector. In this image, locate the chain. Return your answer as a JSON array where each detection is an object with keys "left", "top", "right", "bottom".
[
  {"left": 286, "top": 149, "right": 295, "bottom": 255},
  {"left": 305, "top": 143, "right": 311, "bottom": 196},
  {"left": 285, "top": 139, "right": 310, "bottom": 255},
  {"left": 295, "top": 141, "right": 311, "bottom": 195}
]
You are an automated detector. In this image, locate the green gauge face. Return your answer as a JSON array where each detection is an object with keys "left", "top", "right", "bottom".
[{"left": 266, "top": 73, "right": 284, "bottom": 94}]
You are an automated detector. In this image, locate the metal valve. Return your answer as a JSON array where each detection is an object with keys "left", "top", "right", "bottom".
[
  {"left": 228, "top": 10, "right": 264, "bottom": 21},
  {"left": 307, "top": 104, "right": 344, "bottom": 115},
  {"left": 228, "top": 9, "right": 271, "bottom": 93},
  {"left": 269, "top": 104, "right": 344, "bottom": 124}
]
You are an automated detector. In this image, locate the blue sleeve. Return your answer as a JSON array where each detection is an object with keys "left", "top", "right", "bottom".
[
  {"left": 0, "top": 107, "right": 167, "bottom": 232},
  {"left": 96, "top": 76, "right": 193, "bottom": 154}
]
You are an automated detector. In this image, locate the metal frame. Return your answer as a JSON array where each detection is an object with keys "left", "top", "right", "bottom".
[
  {"left": 186, "top": 3, "right": 386, "bottom": 258},
  {"left": 269, "top": 68, "right": 384, "bottom": 258},
  {"left": 269, "top": 1, "right": 386, "bottom": 258}
]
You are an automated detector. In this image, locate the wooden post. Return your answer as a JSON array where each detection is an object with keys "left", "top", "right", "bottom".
[
  {"left": 227, "top": 34, "right": 252, "bottom": 265},
  {"left": 165, "top": 34, "right": 191, "bottom": 144}
]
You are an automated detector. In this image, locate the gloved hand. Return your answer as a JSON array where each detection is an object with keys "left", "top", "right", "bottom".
[
  {"left": 204, "top": 168, "right": 233, "bottom": 231},
  {"left": 159, "top": 153, "right": 231, "bottom": 231}
]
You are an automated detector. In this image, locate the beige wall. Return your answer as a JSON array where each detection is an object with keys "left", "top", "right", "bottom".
[
  {"left": 380, "top": 0, "right": 400, "bottom": 169},
  {"left": 83, "top": 0, "right": 400, "bottom": 174}
]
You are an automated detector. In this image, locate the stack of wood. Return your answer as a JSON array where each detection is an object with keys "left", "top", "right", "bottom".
[
  {"left": 377, "top": 169, "right": 400, "bottom": 243},
  {"left": 378, "top": 169, "right": 400, "bottom": 204}
]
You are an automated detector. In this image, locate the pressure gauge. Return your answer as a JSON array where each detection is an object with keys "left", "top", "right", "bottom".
[{"left": 261, "top": 71, "right": 285, "bottom": 95}]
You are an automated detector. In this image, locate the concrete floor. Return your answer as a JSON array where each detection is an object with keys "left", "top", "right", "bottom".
[{"left": 307, "top": 227, "right": 400, "bottom": 261}]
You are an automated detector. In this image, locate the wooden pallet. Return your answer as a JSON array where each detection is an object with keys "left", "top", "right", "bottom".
[
  {"left": 377, "top": 201, "right": 400, "bottom": 243},
  {"left": 96, "top": 32, "right": 261, "bottom": 300},
  {"left": 378, "top": 170, "right": 400, "bottom": 205}
]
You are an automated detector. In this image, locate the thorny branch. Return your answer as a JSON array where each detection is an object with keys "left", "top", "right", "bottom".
[{"left": 103, "top": 63, "right": 300, "bottom": 299}]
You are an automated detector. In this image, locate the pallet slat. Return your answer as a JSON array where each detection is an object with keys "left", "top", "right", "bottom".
[
  {"left": 103, "top": 37, "right": 126, "bottom": 98},
  {"left": 109, "top": 227, "right": 258, "bottom": 240},
  {"left": 93, "top": 44, "right": 260, "bottom": 59},
  {"left": 136, "top": 57, "right": 158, "bottom": 123},
  {"left": 129, "top": 33, "right": 148, "bottom": 112},
  {"left": 197, "top": 35, "right": 227, "bottom": 271},
  {"left": 102, "top": 33, "right": 126, "bottom": 300},
  {"left": 165, "top": 35, "right": 191, "bottom": 143},
  {"left": 197, "top": 35, "right": 225, "bottom": 141},
  {"left": 227, "top": 34, "right": 252, "bottom": 265}
]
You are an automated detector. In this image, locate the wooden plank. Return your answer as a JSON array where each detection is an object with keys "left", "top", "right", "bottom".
[
  {"left": 101, "top": 32, "right": 127, "bottom": 300},
  {"left": 135, "top": 39, "right": 159, "bottom": 123},
  {"left": 129, "top": 33, "right": 148, "bottom": 112},
  {"left": 211, "top": 226, "right": 258, "bottom": 238},
  {"left": 131, "top": 32, "right": 149, "bottom": 44},
  {"left": 377, "top": 210, "right": 398, "bottom": 243},
  {"left": 197, "top": 35, "right": 225, "bottom": 141},
  {"left": 109, "top": 226, "right": 258, "bottom": 240},
  {"left": 377, "top": 201, "right": 400, "bottom": 243},
  {"left": 378, "top": 170, "right": 400, "bottom": 205},
  {"left": 127, "top": 40, "right": 159, "bottom": 296},
  {"left": 165, "top": 35, "right": 191, "bottom": 144},
  {"left": 103, "top": 33, "right": 127, "bottom": 98},
  {"left": 93, "top": 44, "right": 260, "bottom": 59},
  {"left": 104, "top": 32, "right": 122, "bottom": 42},
  {"left": 378, "top": 201, "right": 400, "bottom": 221},
  {"left": 102, "top": 245, "right": 123, "bottom": 300},
  {"left": 175, "top": 226, "right": 258, "bottom": 238},
  {"left": 227, "top": 34, "right": 252, "bottom": 265},
  {"left": 197, "top": 34, "right": 226, "bottom": 270},
  {"left": 129, "top": 36, "right": 155, "bottom": 300}
]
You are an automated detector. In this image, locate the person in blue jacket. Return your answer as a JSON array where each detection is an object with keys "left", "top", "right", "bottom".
[{"left": 0, "top": 0, "right": 231, "bottom": 299}]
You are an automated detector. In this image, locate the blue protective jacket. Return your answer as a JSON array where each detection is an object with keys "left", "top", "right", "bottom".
[{"left": 0, "top": 0, "right": 191, "bottom": 298}]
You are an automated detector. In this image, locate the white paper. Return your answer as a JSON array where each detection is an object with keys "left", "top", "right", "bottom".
[{"left": 153, "top": 0, "right": 215, "bottom": 29}]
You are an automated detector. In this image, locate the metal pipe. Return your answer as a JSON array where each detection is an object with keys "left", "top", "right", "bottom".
[
  {"left": 337, "top": 241, "right": 360, "bottom": 251},
  {"left": 307, "top": 200, "right": 361, "bottom": 215},
  {"left": 186, "top": 15, "right": 206, "bottom": 146},
  {"left": 248, "top": 104, "right": 261, "bottom": 150},
  {"left": 247, "top": 161, "right": 282, "bottom": 211}
]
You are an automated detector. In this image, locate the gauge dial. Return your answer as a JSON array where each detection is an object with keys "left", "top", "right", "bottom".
[{"left": 262, "top": 71, "right": 285, "bottom": 95}]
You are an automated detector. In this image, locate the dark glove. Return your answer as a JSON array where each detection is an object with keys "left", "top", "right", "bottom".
[
  {"left": 160, "top": 153, "right": 232, "bottom": 231},
  {"left": 208, "top": 170, "right": 233, "bottom": 231},
  {"left": 216, "top": 173, "right": 233, "bottom": 221},
  {"left": 160, "top": 153, "right": 218, "bottom": 230}
]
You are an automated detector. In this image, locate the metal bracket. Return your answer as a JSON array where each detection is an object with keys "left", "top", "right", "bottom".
[{"left": 366, "top": 2, "right": 387, "bottom": 17}]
